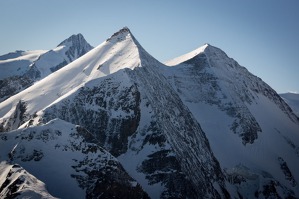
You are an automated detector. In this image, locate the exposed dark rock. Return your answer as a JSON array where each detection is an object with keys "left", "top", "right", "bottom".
[
  {"left": 50, "top": 60, "right": 68, "bottom": 72},
  {"left": 138, "top": 150, "right": 197, "bottom": 198},
  {"left": 43, "top": 79, "right": 141, "bottom": 157},
  {"left": 0, "top": 76, "right": 33, "bottom": 103},
  {"left": 278, "top": 157, "right": 297, "bottom": 187},
  {"left": 0, "top": 100, "right": 29, "bottom": 132}
]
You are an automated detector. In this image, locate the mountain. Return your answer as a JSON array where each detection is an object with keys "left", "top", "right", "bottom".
[
  {"left": 164, "top": 44, "right": 299, "bottom": 198},
  {"left": 280, "top": 92, "right": 299, "bottom": 117},
  {"left": 0, "top": 27, "right": 225, "bottom": 198},
  {"left": 0, "top": 34, "right": 93, "bottom": 103},
  {"left": 1, "top": 27, "right": 299, "bottom": 198}
]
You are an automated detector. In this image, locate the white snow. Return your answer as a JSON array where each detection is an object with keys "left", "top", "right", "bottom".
[{"left": 164, "top": 43, "right": 208, "bottom": 66}]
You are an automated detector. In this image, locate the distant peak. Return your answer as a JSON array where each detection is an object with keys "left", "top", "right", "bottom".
[
  {"left": 106, "top": 27, "right": 132, "bottom": 42},
  {"left": 120, "top": 26, "right": 131, "bottom": 33},
  {"left": 57, "top": 33, "right": 89, "bottom": 47},
  {"left": 203, "top": 43, "right": 210, "bottom": 47}
]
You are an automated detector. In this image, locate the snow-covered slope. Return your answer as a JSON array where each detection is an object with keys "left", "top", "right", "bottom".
[
  {"left": 0, "top": 50, "right": 47, "bottom": 80},
  {"left": 280, "top": 92, "right": 299, "bottom": 117},
  {"left": 165, "top": 44, "right": 299, "bottom": 198},
  {"left": 0, "top": 34, "right": 93, "bottom": 102},
  {"left": 0, "top": 34, "right": 92, "bottom": 80}
]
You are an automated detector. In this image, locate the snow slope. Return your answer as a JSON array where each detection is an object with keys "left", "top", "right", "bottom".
[
  {"left": 0, "top": 50, "right": 46, "bottom": 79},
  {"left": 280, "top": 92, "right": 299, "bottom": 117}
]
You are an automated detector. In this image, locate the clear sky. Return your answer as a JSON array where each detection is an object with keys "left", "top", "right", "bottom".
[{"left": 0, "top": 0, "right": 298, "bottom": 93}]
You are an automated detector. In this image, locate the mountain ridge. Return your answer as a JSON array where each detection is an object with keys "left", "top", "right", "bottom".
[{"left": 0, "top": 33, "right": 93, "bottom": 103}]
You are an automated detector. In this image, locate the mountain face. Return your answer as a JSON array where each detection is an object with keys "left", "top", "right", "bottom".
[
  {"left": 164, "top": 44, "right": 299, "bottom": 198},
  {"left": 0, "top": 27, "right": 299, "bottom": 198},
  {"left": 0, "top": 34, "right": 93, "bottom": 103}
]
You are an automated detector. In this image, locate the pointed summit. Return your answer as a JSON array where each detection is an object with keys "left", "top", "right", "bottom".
[
  {"left": 56, "top": 33, "right": 93, "bottom": 60},
  {"left": 26, "top": 33, "right": 93, "bottom": 79},
  {"left": 57, "top": 33, "right": 92, "bottom": 49},
  {"left": 106, "top": 27, "right": 131, "bottom": 42}
]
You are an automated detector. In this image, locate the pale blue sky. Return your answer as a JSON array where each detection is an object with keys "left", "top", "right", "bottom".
[{"left": 0, "top": 0, "right": 298, "bottom": 93}]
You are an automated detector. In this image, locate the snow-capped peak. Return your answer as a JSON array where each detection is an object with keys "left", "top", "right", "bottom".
[
  {"left": 57, "top": 33, "right": 91, "bottom": 48},
  {"left": 106, "top": 27, "right": 131, "bottom": 42},
  {"left": 55, "top": 33, "right": 93, "bottom": 63},
  {"left": 29, "top": 33, "right": 93, "bottom": 78}
]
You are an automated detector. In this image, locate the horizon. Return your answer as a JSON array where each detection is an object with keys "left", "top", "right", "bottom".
[{"left": 1, "top": 0, "right": 298, "bottom": 94}]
